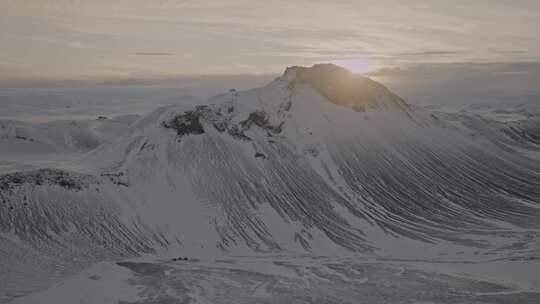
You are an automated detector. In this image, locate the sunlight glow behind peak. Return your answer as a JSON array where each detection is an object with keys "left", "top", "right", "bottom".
[
  {"left": 0, "top": 1, "right": 539, "bottom": 83},
  {"left": 324, "top": 60, "right": 378, "bottom": 74}
]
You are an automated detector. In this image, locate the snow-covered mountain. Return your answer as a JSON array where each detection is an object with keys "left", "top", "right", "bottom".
[
  {"left": 2, "top": 64, "right": 540, "bottom": 302},
  {"left": 0, "top": 115, "right": 139, "bottom": 156},
  {"left": 0, "top": 115, "right": 140, "bottom": 175}
]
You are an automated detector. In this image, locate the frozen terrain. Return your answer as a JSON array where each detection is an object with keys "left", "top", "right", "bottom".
[
  {"left": 0, "top": 86, "right": 206, "bottom": 174},
  {"left": 0, "top": 115, "right": 140, "bottom": 174},
  {"left": 1, "top": 64, "right": 540, "bottom": 303},
  {"left": 10, "top": 256, "right": 540, "bottom": 304}
]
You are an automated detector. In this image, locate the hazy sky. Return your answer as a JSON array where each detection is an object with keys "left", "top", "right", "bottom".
[{"left": 1, "top": 0, "right": 539, "bottom": 83}]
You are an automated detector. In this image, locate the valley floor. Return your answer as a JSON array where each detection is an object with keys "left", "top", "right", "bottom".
[{"left": 9, "top": 255, "right": 540, "bottom": 304}]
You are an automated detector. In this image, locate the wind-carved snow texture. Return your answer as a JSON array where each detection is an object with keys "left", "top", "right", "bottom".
[
  {"left": 0, "top": 169, "right": 161, "bottom": 303},
  {"left": 2, "top": 64, "right": 540, "bottom": 302}
]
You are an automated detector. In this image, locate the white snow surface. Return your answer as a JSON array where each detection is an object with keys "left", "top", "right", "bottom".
[{"left": 2, "top": 64, "right": 540, "bottom": 303}]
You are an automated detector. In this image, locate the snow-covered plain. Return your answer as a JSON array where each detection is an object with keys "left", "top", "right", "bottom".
[
  {"left": 1, "top": 64, "right": 540, "bottom": 303},
  {"left": 10, "top": 256, "right": 540, "bottom": 304}
]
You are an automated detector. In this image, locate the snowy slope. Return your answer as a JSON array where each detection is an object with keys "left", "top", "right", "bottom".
[
  {"left": 0, "top": 115, "right": 139, "bottom": 155},
  {"left": 0, "top": 115, "right": 140, "bottom": 174},
  {"left": 2, "top": 64, "right": 540, "bottom": 302},
  {"left": 77, "top": 64, "right": 540, "bottom": 253}
]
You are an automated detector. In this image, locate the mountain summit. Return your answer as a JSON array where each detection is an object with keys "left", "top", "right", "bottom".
[{"left": 282, "top": 64, "right": 408, "bottom": 112}]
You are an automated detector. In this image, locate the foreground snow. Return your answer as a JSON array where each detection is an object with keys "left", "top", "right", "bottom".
[{"left": 11, "top": 255, "right": 540, "bottom": 304}]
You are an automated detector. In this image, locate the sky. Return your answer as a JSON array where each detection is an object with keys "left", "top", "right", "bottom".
[
  {"left": 369, "top": 62, "right": 540, "bottom": 107},
  {"left": 1, "top": 0, "right": 540, "bottom": 85}
]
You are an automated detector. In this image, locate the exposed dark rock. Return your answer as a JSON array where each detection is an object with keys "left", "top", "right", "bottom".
[
  {"left": 15, "top": 134, "right": 34, "bottom": 141},
  {"left": 267, "top": 122, "right": 283, "bottom": 134},
  {"left": 171, "top": 257, "right": 189, "bottom": 261},
  {"left": 254, "top": 152, "right": 266, "bottom": 159},
  {"left": 213, "top": 122, "right": 227, "bottom": 133},
  {"left": 0, "top": 169, "right": 92, "bottom": 191},
  {"left": 162, "top": 111, "right": 205, "bottom": 137},
  {"left": 195, "top": 105, "right": 209, "bottom": 111},
  {"left": 242, "top": 111, "right": 268, "bottom": 128},
  {"left": 139, "top": 141, "right": 148, "bottom": 152},
  {"left": 286, "top": 64, "right": 408, "bottom": 112},
  {"left": 227, "top": 125, "right": 251, "bottom": 141},
  {"left": 241, "top": 111, "right": 283, "bottom": 135},
  {"left": 57, "top": 178, "right": 79, "bottom": 189},
  {"left": 101, "top": 172, "right": 130, "bottom": 187}
]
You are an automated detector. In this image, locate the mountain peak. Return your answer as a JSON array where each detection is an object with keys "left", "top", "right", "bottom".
[
  {"left": 282, "top": 63, "right": 348, "bottom": 76},
  {"left": 282, "top": 63, "right": 350, "bottom": 81},
  {"left": 282, "top": 64, "right": 408, "bottom": 112}
]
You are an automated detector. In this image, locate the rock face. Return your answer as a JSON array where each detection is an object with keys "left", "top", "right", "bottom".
[
  {"left": 162, "top": 109, "right": 206, "bottom": 137},
  {"left": 2, "top": 64, "right": 540, "bottom": 302},
  {"left": 284, "top": 64, "right": 408, "bottom": 111}
]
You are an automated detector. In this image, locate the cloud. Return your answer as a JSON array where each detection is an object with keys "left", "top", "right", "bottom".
[
  {"left": 1, "top": 1, "right": 539, "bottom": 79},
  {"left": 134, "top": 52, "right": 176, "bottom": 56},
  {"left": 395, "top": 50, "right": 465, "bottom": 57},
  {"left": 369, "top": 61, "right": 540, "bottom": 106}
]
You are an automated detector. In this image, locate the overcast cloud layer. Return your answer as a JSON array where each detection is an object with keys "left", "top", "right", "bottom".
[{"left": 1, "top": 0, "right": 540, "bottom": 84}]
